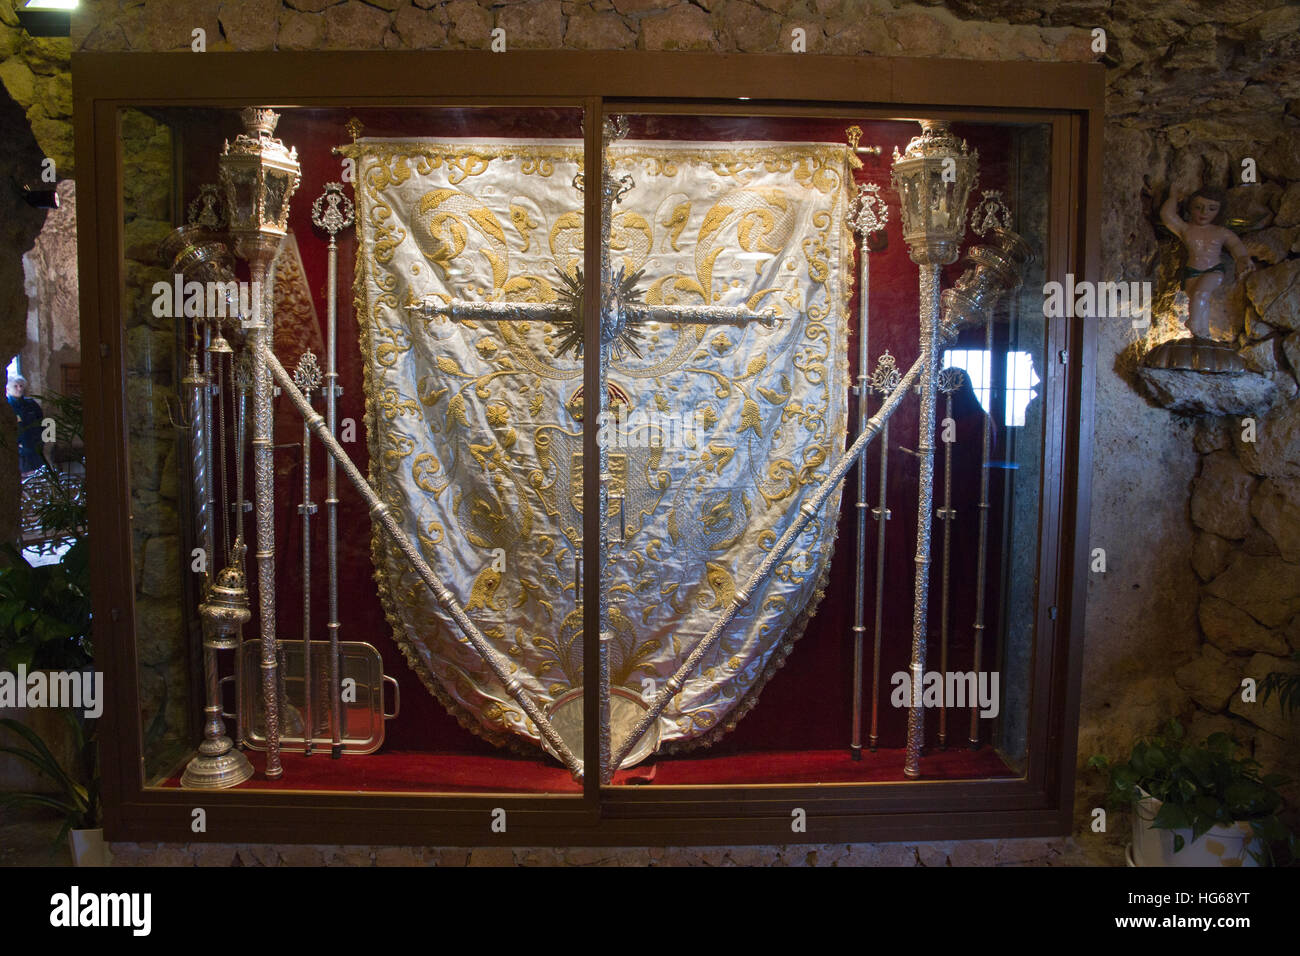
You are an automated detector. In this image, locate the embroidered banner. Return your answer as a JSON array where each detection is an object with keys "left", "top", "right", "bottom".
[{"left": 346, "top": 137, "right": 852, "bottom": 761}]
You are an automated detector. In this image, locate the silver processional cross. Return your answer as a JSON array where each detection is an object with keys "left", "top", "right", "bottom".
[{"left": 406, "top": 116, "right": 780, "bottom": 781}]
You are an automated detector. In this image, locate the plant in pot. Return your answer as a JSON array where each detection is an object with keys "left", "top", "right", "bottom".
[
  {"left": 1089, "top": 719, "right": 1293, "bottom": 866},
  {"left": 0, "top": 713, "right": 101, "bottom": 864}
]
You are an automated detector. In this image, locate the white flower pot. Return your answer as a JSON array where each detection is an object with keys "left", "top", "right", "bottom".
[
  {"left": 68, "top": 827, "right": 109, "bottom": 867},
  {"left": 1130, "top": 795, "right": 1261, "bottom": 867}
]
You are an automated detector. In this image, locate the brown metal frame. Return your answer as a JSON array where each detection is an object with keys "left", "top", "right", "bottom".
[{"left": 74, "top": 50, "right": 1102, "bottom": 846}]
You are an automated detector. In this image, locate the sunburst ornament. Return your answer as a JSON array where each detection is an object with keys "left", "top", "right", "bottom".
[{"left": 552, "top": 265, "right": 650, "bottom": 361}]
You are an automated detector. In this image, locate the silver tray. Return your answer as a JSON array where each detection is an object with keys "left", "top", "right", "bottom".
[{"left": 229, "top": 640, "right": 399, "bottom": 755}]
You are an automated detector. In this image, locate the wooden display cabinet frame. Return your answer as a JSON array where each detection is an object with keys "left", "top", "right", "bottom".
[{"left": 74, "top": 50, "right": 1102, "bottom": 846}]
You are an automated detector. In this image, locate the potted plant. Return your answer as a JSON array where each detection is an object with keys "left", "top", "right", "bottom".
[
  {"left": 0, "top": 713, "right": 102, "bottom": 864},
  {"left": 1089, "top": 719, "right": 1293, "bottom": 867}
]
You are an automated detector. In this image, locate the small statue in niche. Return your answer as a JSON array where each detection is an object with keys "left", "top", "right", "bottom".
[{"left": 1159, "top": 185, "right": 1255, "bottom": 339}]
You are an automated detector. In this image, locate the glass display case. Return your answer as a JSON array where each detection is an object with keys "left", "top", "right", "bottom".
[{"left": 75, "top": 50, "right": 1102, "bottom": 844}]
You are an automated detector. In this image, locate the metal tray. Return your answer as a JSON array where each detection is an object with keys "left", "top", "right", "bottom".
[{"left": 230, "top": 640, "right": 399, "bottom": 755}]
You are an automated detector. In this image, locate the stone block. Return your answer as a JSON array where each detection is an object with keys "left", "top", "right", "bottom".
[
  {"left": 1174, "top": 643, "right": 1242, "bottom": 711},
  {"left": 1224, "top": 183, "right": 1280, "bottom": 232},
  {"left": 322, "top": 1, "right": 392, "bottom": 48},
  {"left": 564, "top": 11, "right": 635, "bottom": 49},
  {"left": 446, "top": 0, "right": 492, "bottom": 47},
  {"left": 1234, "top": 396, "right": 1300, "bottom": 478},
  {"left": 641, "top": 5, "right": 714, "bottom": 51},
  {"left": 1274, "top": 182, "right": 1300, "bottom": 229},
  {"left": 1251, "top": 477, "right": 1300, "bottom": 562},
  {"left": 1205, "top": 552, "right": 1300, "bottom": 630},
  {"left": 278, "top": 11, "right": 326, "bottom": 50},
  {"left": 497, "top": 1, "right": 564, "bottom": 48},
  {"left": 1199, "top": 594, "right": 1289, "bottom": 655},
  {"left": 1191, "top": 531, "right": 1233, "bottom": 581},
  {"left": 394, "top": 5, "right": 447, "bottom": 48},
  {"left": 217, "top": 0, "right": 279, "bottom": 50},
  {"left": 1246, "top": 259, "right": 1300, "bottom": 332},
  {"left": 1190, "top": 449, "right": 1256, "bottom": 539}
]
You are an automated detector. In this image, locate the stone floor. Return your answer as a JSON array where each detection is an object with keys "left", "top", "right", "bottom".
[{"left": 2, "top": 805, "right": 1125, "bottom": 866}]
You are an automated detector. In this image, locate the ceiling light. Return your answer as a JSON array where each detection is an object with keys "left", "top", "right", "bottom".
[{"left": 17, "top": 0, "right": 77, "bottom": 37}]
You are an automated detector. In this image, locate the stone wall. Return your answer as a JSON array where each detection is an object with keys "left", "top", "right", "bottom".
[
  {"left": 0, "top": 0, "right": 1286, "bottom": 863},
  {"left": 119, "top": 108, "right": 193, "bottom": 778},
  {"left": 20, "top": 179, "right": 79, "bottom": 400}
]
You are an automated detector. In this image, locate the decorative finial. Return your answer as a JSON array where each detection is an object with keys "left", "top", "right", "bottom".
[
  {"left": 345, "top": 117, "right": 364, "bottom": 143},
  {"left": 293, "top": 350, "right": 324, "bottom": 395},
  {"left": 848, "top": 182, "right": 889, "bottom": 239},
  {"left": 312, "top": 182, "right": 355, "bottom": 237},
  {"left": 970, "top": 190, "right": 1012, "bottom": 237}
]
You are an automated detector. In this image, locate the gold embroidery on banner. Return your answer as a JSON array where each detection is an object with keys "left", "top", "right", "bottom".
[{"left": 350, "top": 138, "right": 854, "bottom": 757}]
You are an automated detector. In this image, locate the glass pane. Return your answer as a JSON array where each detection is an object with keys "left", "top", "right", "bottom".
[
  {"left": 122, "top": 105, "right": 587, "bottom": 795},
  {"left": 594, "top": 111, "right": 1051, "bottom": 786}
]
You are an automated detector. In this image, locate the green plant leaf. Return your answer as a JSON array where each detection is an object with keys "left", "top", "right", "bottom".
[{"left": 1154, "top": 801, "right": 1192, "bottom": 831}]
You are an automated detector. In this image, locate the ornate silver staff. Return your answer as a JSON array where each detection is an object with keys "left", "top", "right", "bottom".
[
  {"left": 293, "top": 351, "right": 322, "bottom": 754},
  {"left": 935, "top": 365, "right": 964, "bottom": 749},
  {"left": 220, "top": 107, "right": 302, "bottom": 779},
  {"left": 891, "top": 120, "right": 979, "bottom": 779},
  {"left": 311, "top": 181, "right": 354, "bottom": 759},
  {"left": 868, "top": 350, "right": 901, "bottom": 751},
  {"left": 847, "top": 180, "right": 887, "bottom": 760}
]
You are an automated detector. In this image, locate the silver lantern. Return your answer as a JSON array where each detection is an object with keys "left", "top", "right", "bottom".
[
  {"left": 890, "top": 119, "right": 978, "bottom": 779},
  {"left": 219, "top": 107, "right": 301, "bottom": 780},
  {"left": 891, "top": 120, "right": 979, "bottom": 267}
]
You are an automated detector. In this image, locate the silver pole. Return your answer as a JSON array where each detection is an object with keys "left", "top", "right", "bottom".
[
  {"left": 870, "top": 417, "right": 890, "bottom": 750},
  {"left": 612, "top": 353, "right": 925, "bottom": 770},
  {"left": 904, "top": 264, "right": 941, "bottom": 780},
  {"left": 850, "top": 268, "right": 869, "bottom": 760},
  {"left": 937, "top": 386, "right": 956, "bottom": 749},
  {"left": 866, "top": 349, "right": 902, "bottom": 751},
  {"left": 199, "top": 331, "right": 217, "bottom": 572},
  {"left": 294, "top": 353, "right": 322, "bottom": 755},
  {"left": 245, "top": 244, "right": 284, "bottom": 779},
  {"left": 969, "top": 315, "right": 994, "bottom": 749},
  {"left": 233, "top": 354, "right": 251, "bottom": 750},
  {"left": 262, "top": 348, "right": 585, "bottom": 778},
  {"left": 847, "top": 181, "right": 888, "bottom": 759},
  {"left": 312, "top": 183, "right": 354, "bottom": 759}
]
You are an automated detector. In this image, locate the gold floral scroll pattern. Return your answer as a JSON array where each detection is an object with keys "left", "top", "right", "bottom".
[{"left": 347, "top": 137, "right": 853, "bottom": 759}]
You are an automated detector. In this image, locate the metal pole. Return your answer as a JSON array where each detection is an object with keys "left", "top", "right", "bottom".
[
  {"left": 866, "top": 349, "right": 902, "bottom": 752},
  {"left": 969, "top": 315, "right": 994, "bottom": 750},
  {"left": 262, "top": 348, "right": 585, "bottom": 778},
  {"left": 937, "top": 385, "right": 956, "bottom": 749},
  {"left": 870, "top": 417, "right": 890, "bottom": 751},
  {"left": 850, "top": 257, "right": 869, "bottom": 760},
  {"left": 312, "top": 183, "right": 353, "bottom": 759},
  {"left": 846, "top": 180, "right": 888, "bottom": 759},
  {"left": 294, "top": 354, "right": 321, "bottom": 755},
  {"left": 903, "top": 264, "right": 941, "bottom": 780},
  {"left": 612, "top": 353, "right": 924, "bottom": 770},
  {"left": 247, "top": 250, "right": 283, "bottom": 779},
  {"left": 233, "top": 354, "right": 250, "bottom": 750}
]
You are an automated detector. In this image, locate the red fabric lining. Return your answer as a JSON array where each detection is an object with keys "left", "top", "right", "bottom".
[{"left": 163, "top": 745, "right": 1014, "bottom": 793}]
